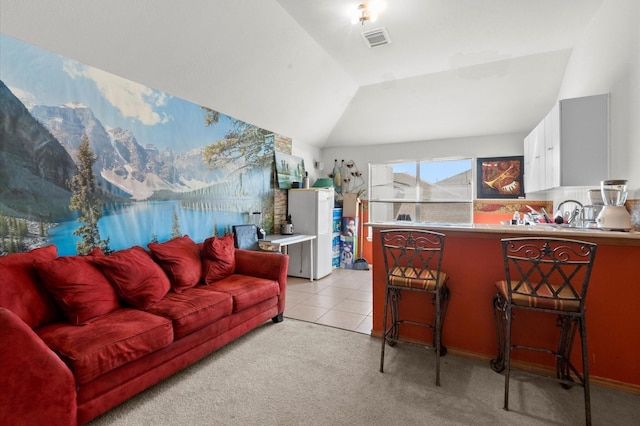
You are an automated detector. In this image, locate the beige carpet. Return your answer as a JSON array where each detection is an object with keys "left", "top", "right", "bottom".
[{"left": 88, "top": 319, "right": 639, "bottom": 425}]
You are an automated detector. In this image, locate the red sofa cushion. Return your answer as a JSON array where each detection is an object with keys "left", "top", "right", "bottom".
[
  {"left": 0, "top": 245, "right": 61, "bottom": 329},
  {"left": 202, "top": 274, "right": 280, "bottom": 312},
  {"left": 147, "top": 235, "right": 202, "bottom": 293},
  {"left": 91, "top": 246, "right": 170, "bottom": 309},
  {"left": 146, "top": 288, "right": 233, "bottom": 339},
  {"left": 37, "top": 308, "right": 173, "bottom": 385},
  {"left": 33, "top": 256, "right": 120, "bottom": 325},
  {"left": 201, "top": 234, "right": 235, "bottom": 284}
]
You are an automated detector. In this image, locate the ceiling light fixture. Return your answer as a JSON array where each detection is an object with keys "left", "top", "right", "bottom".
[{"left": 351, "top": 2, "right": 380, "bottom": 26}]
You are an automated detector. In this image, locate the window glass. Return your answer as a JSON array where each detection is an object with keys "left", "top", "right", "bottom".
[{"left": 368, "top": 158, "right": 473, "bottom": 224}]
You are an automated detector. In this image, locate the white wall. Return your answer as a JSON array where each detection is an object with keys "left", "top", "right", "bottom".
[
  {"left": 320, "top": 132, "right": 525, "bottom": 199},
  {"left": 558, "top": 0, "right": 640, "bottom": 198}
]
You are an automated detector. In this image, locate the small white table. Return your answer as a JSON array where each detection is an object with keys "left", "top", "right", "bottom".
[{"left": 265, "top": 234, "right": 317, "bottom": 281}]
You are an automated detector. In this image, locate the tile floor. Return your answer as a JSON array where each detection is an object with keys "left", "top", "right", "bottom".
[{"left": 284, "top": 267, "right": 373, "bottom": 334}]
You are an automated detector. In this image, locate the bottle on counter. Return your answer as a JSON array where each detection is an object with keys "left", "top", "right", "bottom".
[
  {"left": 333, "top": 159, "right": 342, "bottom": 194},
  {"left": 512, "top": 211, "right": 521, "bottom": 225}
]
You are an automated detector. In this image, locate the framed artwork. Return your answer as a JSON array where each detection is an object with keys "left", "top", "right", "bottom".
[
  {"left": 477, "top": 156, "right": 525, "bottom": 199},
  {"left": 274, "top": 151, "right": 305, "bottom": 189}
]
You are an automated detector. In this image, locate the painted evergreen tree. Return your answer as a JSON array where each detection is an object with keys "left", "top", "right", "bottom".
[
  {"left": 171, "top": 208, "right": 181, "bottom": 238},
  {"left": 201, "top": 109, "right": 272, "bottom": 173},
  {"left": 68, "top": 134, "right": 110, "bottom": 255}
]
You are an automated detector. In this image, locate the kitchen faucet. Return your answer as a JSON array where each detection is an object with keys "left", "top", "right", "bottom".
[{"left": 555, "top": 200, "right": 583, "bottom": 225}]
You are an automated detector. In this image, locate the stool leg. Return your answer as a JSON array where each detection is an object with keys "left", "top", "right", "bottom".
[
  {"left": 385, "top": 289, "right": 400, "bottom": 346},
  {"left": 490, "top": 294, "right": 506, "bottom": 373},
  {"left": 433, "top": 287, "right": 450, "bottom": 356},
  {"left": 434, "top": 290, "right": 441, "bottom": 386},
  {"left": 503, "top": 305, "right": 512, "bottom": 411},
  {"left": 581, "top": 318, "right": 592, "bottom": 426},
  {"left": 380, "top": 286, "right": 390, "bottom": 373},
  {"left": 380, "top": 288, "right": 400, "bottom": 373},
  {"left": 556, "top": 315, "right": 577, "bottom": 388}
]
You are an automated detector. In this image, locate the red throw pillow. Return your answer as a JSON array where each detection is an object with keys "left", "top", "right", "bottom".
[
  {"left": 34, "top": 256, "right": 120, "bottom": 325},
  {"left": 148, "top": 235, "right": 202, "bottom": 293},
  {"left": 91, "top": 246, "right": 170, "bottom": 309},
  {"left": 201, "top": 234, "right": 236, "bottom": 285},
  {"left": 0, "top": 245, "right": 61, "bottom": 328}
]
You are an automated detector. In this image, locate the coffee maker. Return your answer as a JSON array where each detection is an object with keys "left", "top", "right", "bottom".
[
  {"left": 595, "top": 179, "right": 633, "bottom": 231},
  {"left": 580, "top": 189, "right": 604, "bottom": 228}
]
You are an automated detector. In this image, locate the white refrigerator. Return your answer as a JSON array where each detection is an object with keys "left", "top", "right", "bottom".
[{"left": 287, "top": 188, "right": 334, "bottom": 280}]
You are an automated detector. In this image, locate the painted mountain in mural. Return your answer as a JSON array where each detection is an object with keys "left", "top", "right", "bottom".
[
  {"left": 31, "top": 103, "right": 120, "bottom": 169},
  {"left": 0, "top": 81, "right": 76, "bottom": 220},
  {"left": 30, "top": 102, "right": 223, "bottom": 200}
]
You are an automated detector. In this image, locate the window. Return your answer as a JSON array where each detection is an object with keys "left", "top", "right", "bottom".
[{"left": 368, "top": 158, "right": 473, "bottom": 223}]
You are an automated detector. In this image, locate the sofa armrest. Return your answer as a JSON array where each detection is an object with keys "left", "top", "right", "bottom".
[
  {"left": 0, "top": 308, "right": 77, "bottom": 426},
  {"left": 234, "top": 250, "right": 289, "bottom": 314}
]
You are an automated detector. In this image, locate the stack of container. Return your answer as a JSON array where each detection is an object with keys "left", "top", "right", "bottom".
[
  {"left": 340, "top": 194, "right": 360, "bottom": 269},
  {"left": 332, "top": 207, "right": 342, "bottom": 268}
]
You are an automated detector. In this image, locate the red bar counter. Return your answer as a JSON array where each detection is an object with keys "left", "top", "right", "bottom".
[{"left": 369, "top": 223, "right": 640, "bottom": 393}]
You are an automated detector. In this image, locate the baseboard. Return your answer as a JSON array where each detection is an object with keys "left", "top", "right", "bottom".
[{"left": 370, "top": 331, "right": 640, "bottom": 395}]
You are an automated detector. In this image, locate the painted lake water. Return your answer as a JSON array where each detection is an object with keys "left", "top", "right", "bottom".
[{"left": 48, "top": 200, "right": 245, "bottom": 256}]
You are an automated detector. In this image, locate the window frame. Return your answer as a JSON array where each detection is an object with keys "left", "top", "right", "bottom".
[{"left": 368, "top": 157, "right": 473, "bottom": 224}]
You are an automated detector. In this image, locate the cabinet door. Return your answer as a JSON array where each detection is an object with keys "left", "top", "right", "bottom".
[
  {"left": 544, "top": 104, "right": 561, "bottom": 189},
  {"left": 524, "top": 132, "right": 536, "bottom": 193},
  {"left": 559, "top": 95, "right": 609, "bottom": 186},
  {"left": 526, "top": 123, "right": 545, "bottom": 193}
]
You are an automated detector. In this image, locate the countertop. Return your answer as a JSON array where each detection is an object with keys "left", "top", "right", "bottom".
[{"left": 366, "top": 221, "right": 640, "bottom": 245}]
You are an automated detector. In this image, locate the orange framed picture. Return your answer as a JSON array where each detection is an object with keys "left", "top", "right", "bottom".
[{"left": 477, "top": 156, "right": 525, "bottom": 199}]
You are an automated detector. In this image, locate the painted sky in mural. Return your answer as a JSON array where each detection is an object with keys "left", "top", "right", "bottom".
[
  {"left": 0, "top": 35, "right": 232, "bottom": 151},
  {"left": 0, "top": 34, "right": 275, "bottom": 255}
]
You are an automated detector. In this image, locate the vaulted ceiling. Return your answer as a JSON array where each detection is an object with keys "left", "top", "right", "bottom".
[{"left": 0, "top": 0, "right": 604, "bottom": 148}]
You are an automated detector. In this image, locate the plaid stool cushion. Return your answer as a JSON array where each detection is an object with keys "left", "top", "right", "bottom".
[
  {"left": 388, "top": 266, "right": 448, "bottom": 291},
  {"left": 495, "top": 280, "right": 581, "bottom": 312}
]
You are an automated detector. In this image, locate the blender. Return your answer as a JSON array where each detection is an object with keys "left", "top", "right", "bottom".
[{"left": 595, "top": 180, "right": 633, "bottom": 231}]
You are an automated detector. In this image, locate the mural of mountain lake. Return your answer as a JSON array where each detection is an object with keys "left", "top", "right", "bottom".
[{"left": 48, "top": 200, "right": 245, "bottom": 256}]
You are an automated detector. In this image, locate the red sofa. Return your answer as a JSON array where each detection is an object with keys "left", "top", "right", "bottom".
[{"left": 0, "top": 235, "right": 289, "bottom": 425}]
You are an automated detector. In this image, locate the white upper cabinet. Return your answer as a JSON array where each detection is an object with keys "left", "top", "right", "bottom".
[
  {"left": 524, "top": 94, "right": 609, "bottom": 193},
  {"left": 524, "top": 121, "right": 545, "bottom": 192}
]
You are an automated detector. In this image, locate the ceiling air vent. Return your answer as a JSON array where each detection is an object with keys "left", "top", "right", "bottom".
[{"left": 361, "top": 27, "right": 391, "bottom": 48}]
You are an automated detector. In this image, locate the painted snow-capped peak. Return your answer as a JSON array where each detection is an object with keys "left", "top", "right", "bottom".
[{"left": 63, "top": 102, "right": 88, "bottom": 109}]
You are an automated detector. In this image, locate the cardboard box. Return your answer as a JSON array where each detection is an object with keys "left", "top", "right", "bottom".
[
  {"left": 342, "top": 193, "right": 360, "bottom": 217},
  {"left": 341, "top": 217, "right": 358, "bottom": 237},
  {"left": 340, "top": 236, "right": 358, "bottom": 269}
]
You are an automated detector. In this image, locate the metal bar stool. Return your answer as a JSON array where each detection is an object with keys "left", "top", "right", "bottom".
[
  {"left": 490, "top": 237, "right": 597, "bottom": 425},
  {"left": 379, "top": 229, "right": 450, "bottom": 386}
]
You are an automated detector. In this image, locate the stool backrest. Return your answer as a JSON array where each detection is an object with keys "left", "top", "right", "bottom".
[
  {"left": 380, "top": 229, "right": 446, "bottom": 289},
  {"left": 501, "top": 237, "right": 597, "bottom": 313}
]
